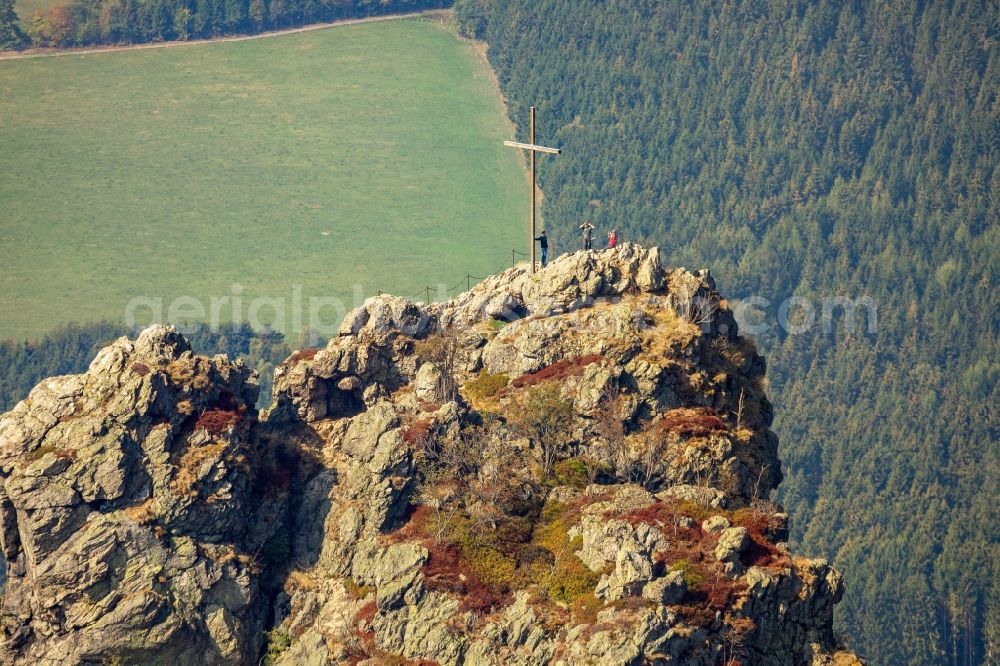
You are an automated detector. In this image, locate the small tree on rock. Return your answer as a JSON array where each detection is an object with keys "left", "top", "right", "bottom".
[
  {"left": 510, "top": 383, "right": 575, "bottom": 478},
  {"left": 592, "top": 391, "right": 633, "bottom": 482}
]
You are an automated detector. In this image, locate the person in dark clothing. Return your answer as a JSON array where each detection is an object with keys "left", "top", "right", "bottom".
[
  {"left": 579, "top": 221, "right": 595, "bottom": 250},
  {"left": 535, "top": 230, "right": 549, "bottom": 267}
]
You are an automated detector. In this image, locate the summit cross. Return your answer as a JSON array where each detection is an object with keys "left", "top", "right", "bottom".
[{"left": 504, "top": 106, "right": 561, "bottom": 273}]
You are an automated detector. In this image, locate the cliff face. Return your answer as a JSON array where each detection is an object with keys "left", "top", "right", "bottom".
[
  {"left": 0, "top": 328, "right": 281, "bottom": 663},
  {"left": 0, "top": 244, "right": 861, "bottom": 665}
]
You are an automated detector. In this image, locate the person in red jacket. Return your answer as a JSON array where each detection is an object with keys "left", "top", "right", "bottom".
[{"left": 607, "top": 229, "right": 618, "bottom": 248}]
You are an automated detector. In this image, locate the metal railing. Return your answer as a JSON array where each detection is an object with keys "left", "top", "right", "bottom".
[{"left": 377, "top": 240, "right": 589, "bottom": 304}]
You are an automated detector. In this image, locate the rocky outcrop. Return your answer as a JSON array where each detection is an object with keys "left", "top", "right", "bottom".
[
  {"left": 0, "top": 244, "right": 861, "bottom": 665},
  {"left": 0, "top": 327, "right": 282, "bottom": 665}
]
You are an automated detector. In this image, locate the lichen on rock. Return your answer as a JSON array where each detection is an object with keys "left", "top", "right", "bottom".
[{"left": 0, "top": 244, "right": 861, "bottom": 665}]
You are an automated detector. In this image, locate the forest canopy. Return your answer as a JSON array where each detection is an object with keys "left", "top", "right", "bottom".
[{"left": 461, "top": 0, "right": 1000, "bottom": 663}]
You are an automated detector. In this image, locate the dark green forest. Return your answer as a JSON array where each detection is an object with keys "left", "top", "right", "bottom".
[
  {"left": 0, "top": 322, "right": 292, "bottom": 412},
  {"left": 460, "top": 0, "right": 999, "bottom": 663},
  {"left": 0, "top": 0, "right": 446, "bottom": 49}
]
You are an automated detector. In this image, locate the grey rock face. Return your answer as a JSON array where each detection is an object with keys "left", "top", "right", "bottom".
[
  {"left": 0, "top": 246, "right": 860, "bottom": 666},
  {"left": 642, "top": 570, "right": 687, "bottom": 604},
  {"left": 0, "top": 326, "right": 275, "bottom": 666}
]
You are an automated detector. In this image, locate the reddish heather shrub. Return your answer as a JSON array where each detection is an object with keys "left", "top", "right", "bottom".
[
  {"left": 194, "top": 408, "right": 240, "bottom": 434},
  {"left": 508, "top": 354, "right": 603, "bottom": 390},
  {"left": 659, "top": 407, "right": 728, "bottom": 437},
  {"left": 388, "top": 504, "right": 433, "bottom": 543},
  {"left": 613, "top": 501, "right": 710, "bottom": 544},
  {"left": 703, "top": 576, "right": 746, "bottom": 611},
  {"left": 676, "top": 603, "right": 715, "bottom": 625},
  {"left": 402, "top": 419, "right": 432, "bottom": 446},
  {"left": 356, "top": 600, "right": 377, "bottom": 625},
  {"left": 730, "top": 508, "right": 789, "bottom": 568},
  {"left": 421, "top": 542, "right": 512, "bottom": 614},
  {"left": 132, "top": 362, "right": 150, "bottom": 376},
  {"left": 652, "top": 542, "right": 707, "bottom": 578},
  {"left": 616, "top": 502, "right": 681, "bottom": 528},
  {"left": 345, "top": 627, "right": 376, "bottom": 666}
]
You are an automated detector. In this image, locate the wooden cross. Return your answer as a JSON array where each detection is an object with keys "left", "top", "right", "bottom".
[{"left": 504, "top": 106, "right": 561, "bottom": 273}]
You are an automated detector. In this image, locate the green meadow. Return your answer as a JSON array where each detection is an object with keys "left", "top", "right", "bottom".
[{"left": 0, "top": 18, "right": 528, "bottom": 341}]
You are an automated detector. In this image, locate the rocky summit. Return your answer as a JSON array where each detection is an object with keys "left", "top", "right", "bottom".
[{"left": 0, "top": 244, "right": 862, "bottom": 665}]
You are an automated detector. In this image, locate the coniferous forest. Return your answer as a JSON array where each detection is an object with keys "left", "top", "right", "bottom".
[
  {"left": 1, "top": 0, "right": 997, "bottom": 662},
  {"left": 458, "top": 0, "right": 999, "bottom": 663}
]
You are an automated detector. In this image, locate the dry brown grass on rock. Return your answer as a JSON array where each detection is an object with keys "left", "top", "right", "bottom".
[
  {"left": 27, "top": 445, "right": 77, "bottom": 462},
  {"left": 283, "top": 348, "right": 319, "bottom": 367},
  {"left": 123, "top": 498, "right": 156, "bottom": 525},
  {"left": 284, "top": 569, "right": 318, "bottom": 594},
  {"left": 171, "top": 442, "right": 227, "bottom": 496},
  {"left": 637, "top": 303, "right": 700, "bottom": 362},
  {"left": 165, "top": 359, "right": 195, "bottom": 384}
]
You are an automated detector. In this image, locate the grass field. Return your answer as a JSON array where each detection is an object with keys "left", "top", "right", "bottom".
[{"left": 0, "top": 18, "right": 529, "bottom": 341}]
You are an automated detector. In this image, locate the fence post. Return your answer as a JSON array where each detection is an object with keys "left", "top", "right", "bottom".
[
  {"left": 425, "top": 286, "right": 430, "bottom": 304},
  {"left": 467, "top": 274, "right": 471, "bottom": 291}
]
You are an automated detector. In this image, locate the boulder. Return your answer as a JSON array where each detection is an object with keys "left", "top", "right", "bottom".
[
  {"left": 715, "top": 526, "right": 750, "bottom": 562},
  {"left": 642, "top": 570, "right": 687, "bottom": 604},
  {"left": 702, "top": 515, "right": 732, "bottom": 534}
]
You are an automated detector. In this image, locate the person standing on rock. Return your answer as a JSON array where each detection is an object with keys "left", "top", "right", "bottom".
[
  {"left": 608, "top": 229, "right": 618, "bottom": 248},
  {"left": 535, "top": 230, "right": 549, "bottom": 267},
  {"left": 579, "top": 220, "right": 595, "bottom": 250}
]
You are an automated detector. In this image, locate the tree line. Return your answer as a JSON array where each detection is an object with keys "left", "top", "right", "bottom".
[
  {"left": 0, "top": 0, "right": 448, "bottom": 49},
  {"left": 460, "top": 0, "right": 999, "bottom": 663}
]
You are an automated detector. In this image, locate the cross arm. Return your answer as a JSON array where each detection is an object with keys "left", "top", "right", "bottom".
[{"left": 503, "top": 140, "right": 562, "bottom": 155}]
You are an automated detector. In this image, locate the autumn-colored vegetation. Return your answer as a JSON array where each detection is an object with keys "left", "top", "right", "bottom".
[
  {"left": 659, "top": 407, "right": 728, "bottom": 438},
  {"left": 397, "top": 490, "right": 611, "bottom": 618},
  {"left": 194, "top": 407, "right": 241, "bottom": 434},
  {"left": 171, "top": 441, "right": 227, "bottom": 496},
  {"left": 282, "top": 348, "right": 319, "bottom": 367},
  {"left": 402, "top": 419, "right": 433, "bottom": 447},
  {"left": 123, "top": 498, "right": 156, "bottom": 525},
  {"left": 462, "top": 370, "right": 509, "bottom": 402},
  {"left": 421, "top": 540, "right": 512, "bottom": 614},
  {"left": 606, "top": 498, "right": 791, "bottom": 612},
  {"left": 508, "top": 354, "right": 603, "bottom": 390}
]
